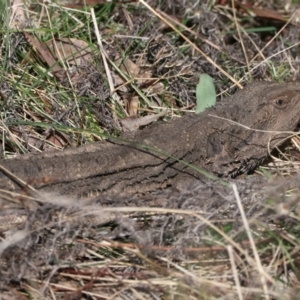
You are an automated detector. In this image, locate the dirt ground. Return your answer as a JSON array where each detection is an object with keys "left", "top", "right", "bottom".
[{"left": 1, "top": 0, "right": 300, "bottom": 299}]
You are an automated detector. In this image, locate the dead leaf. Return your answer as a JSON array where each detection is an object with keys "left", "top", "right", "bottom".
[
  {"left": 142, "top": 80, "right": 164, "bottom": 95},
  {"left": 113, "top": 58, "right": 153, "bottom": 92},
  {"left": 24, "top": 34, "right": 92, "bottom": 84},
  {"left": 46, "top": 134, "right": 66, "bottom": 149},
  {"left": 120, "top": 111, "right": 166, "bottom": 132},
  {"left": 24, "top": 32, "right": 66, "bottom": 81},
  {"left": 120, "top": 58, "right": 152, "bottom": 84},
  {"left": 45, "top": 38, "right": 92, "bottom": 67},
  {"left": 46, "top": 37, "right": 92, "bottom": 85},
  {"left": 240, "top": 4, "right": 289, "bottom": 22},
  {"left": 10, "top": 0, "right": 26, "bottom": 25},
  {"left": 11, "top": 0, "right": 92, "bottom": 84},
  {"left": 127, "top": 96, "right": 139, "bottom": 116}
]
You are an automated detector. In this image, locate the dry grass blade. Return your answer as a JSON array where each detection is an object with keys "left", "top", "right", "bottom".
[
  {"left": 231, "top": 0, "right": 250, "bottom": 73},
  {"left": 232, "top": 183, "right": 270, "bottom": 299}
]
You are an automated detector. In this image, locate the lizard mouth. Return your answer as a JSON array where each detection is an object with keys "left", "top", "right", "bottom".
[{"left": 229, "top": 137, "right": 300, "bottom": 178}]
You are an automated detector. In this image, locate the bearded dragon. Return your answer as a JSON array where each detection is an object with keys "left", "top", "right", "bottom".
[{"left": 0, "top": 81, "right": 299, "bottom": 198}]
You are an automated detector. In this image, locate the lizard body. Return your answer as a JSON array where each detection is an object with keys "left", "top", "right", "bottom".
[{"left": 0, "top": 81, "right": 299, "bottom": 198}]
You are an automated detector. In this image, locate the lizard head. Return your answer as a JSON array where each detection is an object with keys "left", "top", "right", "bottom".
[{"left": 209, "top": 81, "right": 300, "bottom": 177}]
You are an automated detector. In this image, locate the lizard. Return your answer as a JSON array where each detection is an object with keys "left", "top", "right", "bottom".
[{"left": 0, "top": 81, "right": 299, "bottom": 199}]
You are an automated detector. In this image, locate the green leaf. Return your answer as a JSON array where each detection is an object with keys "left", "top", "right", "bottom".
[{"left": 195, "top": 74, "right": 216, "bottom": 114}]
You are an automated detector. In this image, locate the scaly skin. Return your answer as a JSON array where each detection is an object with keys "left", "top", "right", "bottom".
[{"left": 0, "top": 82, "right": 299, "bottom": 198}]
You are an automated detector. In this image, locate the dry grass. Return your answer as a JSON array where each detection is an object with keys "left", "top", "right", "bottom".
[{"left": 1, "top": 0, "right": 300, "bottom": 299}]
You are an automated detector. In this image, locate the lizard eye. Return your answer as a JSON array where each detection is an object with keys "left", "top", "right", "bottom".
[{"left": 274, "top": 98, "right": 288, "bottom": 109}]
